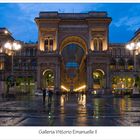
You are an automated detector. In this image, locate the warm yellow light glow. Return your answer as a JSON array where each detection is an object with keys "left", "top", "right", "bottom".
[
  {"left": 126, "top": 44, "right": 133, "bottom": 50},
  {"left": 92, "top": 90, "right": 97, "bottom": 95},
  {"left": 4, "top": 42, "right": 12, "bottom": 50},
  {"left": 0, "top": 48, "right": 3, "bottom": 53},
  {"left": 61, "top": 85, "right": 69, "bottom": 92},
  {"left": 13, "top": 43, "right": 21, "bottom": 50},
  {"left": 128, "top": 78, "right": 131, "bottom": 82},
  {"left": 74, "top": 85, "right": 86, "bottom": 92},
  {"left": 4, "top": 41, "right": 22, "bottom": 51},
  {"left": 4, "top": 30, "right": 8, "bottom": 34},
  {"left": 130, "top": 42, "right": 135, "bottom": 48},
  {"left": 136, "top": 42, "right": 140, "bottom": 47},
  {"left": 0, "top": 62, "right": 4, "bottom": 70}
]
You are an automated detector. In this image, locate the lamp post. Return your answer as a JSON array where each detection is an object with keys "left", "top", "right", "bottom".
[
  {"left": 126, "top": 42, "right": 140, "bottom": 72},
  {"left": 126, "top": 42, "right": 140, "bottom": 95},
  {"left": 4, "top": 41, "right": 22, "bottom": 75}
]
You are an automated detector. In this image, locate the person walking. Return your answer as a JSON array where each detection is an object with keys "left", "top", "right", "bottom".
[
  {"left": 48, "top": 90, "right": 53, "bottom": 104},
  {"left": 42, "top": 88, "right": 46, "bottom": 104}
]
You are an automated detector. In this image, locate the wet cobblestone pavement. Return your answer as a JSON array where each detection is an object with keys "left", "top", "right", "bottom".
[{"left": 0, "top": 94, "right": 140, "bottom": 126}]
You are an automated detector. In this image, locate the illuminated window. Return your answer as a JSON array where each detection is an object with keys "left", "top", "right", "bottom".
[
  {"left": 0, "top": 61, "right": 4, "bottom": 70},
  {"left": 0, "top": 47, "right": 3, "bottom": 53},
  {"left": 50, "top": 39, "right": 53, "bottom": 51},
  {"left": 44, "top": 37, "right": 54, "bottom": 52},
  {"left": 99, "top": 39, "right": 103, "bottom": 51},
  {"left": 93, "top": 38, "right": 103, "bottom": 51},
  {"left": 44, "top": 39, "right": 49, "bottom": 51},
  {"left": 94, "top": 39, "right": 98, "bottom": 51}
]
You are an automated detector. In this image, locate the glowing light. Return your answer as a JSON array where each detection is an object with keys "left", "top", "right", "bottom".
[
  {"left": 61, "top": 85, "right": 69, "bottom": 92},
  {"left": 13, "top": 42, "right": 21, "bottom": 50},
  {"left": 4, "top": 30, "right": 8, "bottom": 34},
  {"left": 136, "top": 51, "right": 139, "bottom": 55},
  {"left": 136, "top": 42, "right": 140, "bottom": 47},
  {"left": 126, "top": 44, "right": 133, "bottom": 50},
  {"left": 74, "top": 85, "right": 86, "bottom": 92},
  {"left": 0, "top": 48, "right": 2, "bottom": 53},
  {"left": 126, "top": 42, "right": 140, "bottom": 51},
  {"left": 128, "top": 78, "right": 131, "bottom": 82},
  {"left": 4, "top": 42, "right": 12, "bottom": 50},
  {"left": 93, "top": 90, "right": 97, "bottom": 95},
  {"left": 4, "top": 42, "right": 22, "bottom": 51},
  {"left": 130, "top": 42, "right": 135, "bottom": 48}
]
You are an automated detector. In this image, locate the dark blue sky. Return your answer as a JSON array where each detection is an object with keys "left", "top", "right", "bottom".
[{"left": 0, "top": 3, "right": 140, "bottom": 43}]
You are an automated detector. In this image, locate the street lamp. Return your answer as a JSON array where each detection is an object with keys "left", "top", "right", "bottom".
[
  {"left": 126, "top": 42, "right": 140, "bottom": 95},
  {"left": 4, "top": 41, "right": 22, "bottom": 75}
]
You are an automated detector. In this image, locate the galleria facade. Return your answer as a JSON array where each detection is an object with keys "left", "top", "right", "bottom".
[{"left": 0, "top": 11, "right": 140, "bottom": 94}]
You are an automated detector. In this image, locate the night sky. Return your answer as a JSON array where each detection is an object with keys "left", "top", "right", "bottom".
[{"left": 0, "top": 3, "right": 140, "bottom": 43}]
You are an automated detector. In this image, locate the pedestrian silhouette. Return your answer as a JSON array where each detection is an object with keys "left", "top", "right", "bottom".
[
  {"left": 42, "top": 88, "right": 46, "bottom": 104},
  {"left": 48, "top": 90, "right": 53, "bottom": 103}
]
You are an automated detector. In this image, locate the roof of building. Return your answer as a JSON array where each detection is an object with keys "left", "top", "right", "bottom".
[
  {"left": 0, "top": 27, "right": 12, "bottom": 35},
  {"left": 135, "top": 28, "right": 140, "bottom": 36},
  {"left": 35, "top": 11, "right": 111, "bottom": 21}
]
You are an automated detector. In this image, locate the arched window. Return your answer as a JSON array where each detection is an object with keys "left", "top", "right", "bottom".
[
  {"left": 44, "top": 39, "right": 49, "bottom": 51},
  {"left": 0, "top": 46, "right": 3, "bottom": 53},
  {"left": 94, "top": 39, "right": 98, "bottom": 51},
  {"left": 49, "top": 39, "right": 53, "bottom": 52},
  {"left": 99, "top": 39, "right": 103, "bottom": 51},
  {"left": 44, "top": 37, "right": 54, "bottom": 52},
  {"left": 0, "top": 61, "right": 4, "bottom": 70},
  {"left": 93, "top": 38, "right": 103, "bottom": 51}
]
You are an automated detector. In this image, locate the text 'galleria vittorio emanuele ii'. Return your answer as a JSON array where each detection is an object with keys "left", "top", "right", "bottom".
[{"left": 0, "top": 11, "right": 140, "bottom": 94}]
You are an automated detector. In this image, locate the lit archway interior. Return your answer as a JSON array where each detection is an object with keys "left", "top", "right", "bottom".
[
  {"left": 43, "top": 69, "right": 54, "bottom": 89},
  {"left": 93, "top": 69, "right": 105, "bottom": 89},
  {"left": 61, "top": 43, "right": 86, "bottom": 92}
]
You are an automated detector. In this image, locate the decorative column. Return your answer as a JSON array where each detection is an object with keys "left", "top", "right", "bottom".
[
  {"left": 125, "top": 58, "right": 128, "bottom": 70},
  {"left": 37, "top": 64, "right": 41, "bottom": 89},
  {"left": 55, "top": 64, "right": 60, "bottom": 92},
  {"left": 116, "top": 58, "right": 119, "bottom": 70},
  {"left": 87, "top": 64, "right": 93, "bottom": 92},
  {"left": 106, "top": 62, "right": 110, "bottom": 89}
]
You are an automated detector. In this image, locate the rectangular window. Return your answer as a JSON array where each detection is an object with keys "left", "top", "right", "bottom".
[
  {"left": 112, "top": 49, "right": 116, "bottom": 56},
  {"left": 121, "top": 48, "right": 125, "bottom": 56},
  {"left": 50, "top": 39, "right": 53, "bottom": 46}
]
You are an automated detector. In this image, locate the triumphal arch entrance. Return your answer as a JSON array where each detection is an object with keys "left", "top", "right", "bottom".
[{"left": 35, "top": 11, "right": 111, "bottom": 92}]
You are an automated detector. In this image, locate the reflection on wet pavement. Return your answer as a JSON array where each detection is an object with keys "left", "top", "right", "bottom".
[{"left": 0, "top": 94, "right": 140, "bottom": 126}]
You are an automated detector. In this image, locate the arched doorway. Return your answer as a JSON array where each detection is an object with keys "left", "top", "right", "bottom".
[
  {"left": 93, "top": 69, "right": 105, "bottom": 89},
  {"left": 43, "top": 69, "right": 54, "bottom": 90},
  {"left": 61, "top": 43, "right": 86, "bottom": 92},
  {"left": 60, "top": 36, "right": 87, "bottom": 92}
]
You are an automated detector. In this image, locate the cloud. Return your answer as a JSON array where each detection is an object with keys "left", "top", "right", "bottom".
[
  {"left": 17, "top": 3, "right": 103, "bottom": 22},
  {"left": 114, "top": 15, "right": 140, "bottom": 31},
  {"left": 113, "top": 4, "right": 140, "bottom": 32}
]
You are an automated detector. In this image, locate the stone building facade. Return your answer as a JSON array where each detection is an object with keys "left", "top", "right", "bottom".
[{"left": 0, "top": 11, "right": 140, "bottom": 94}]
